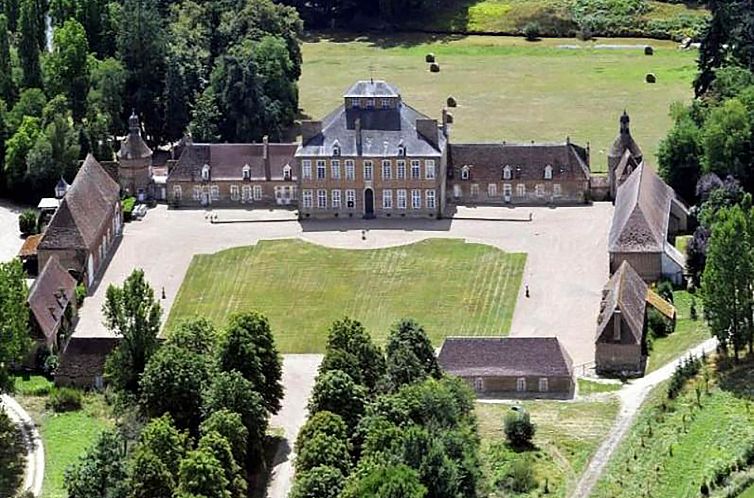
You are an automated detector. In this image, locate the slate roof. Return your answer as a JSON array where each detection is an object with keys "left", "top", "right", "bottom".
[
  {"left": 596, "top": 261, "right": 647, "bottom": 345},
  {"left": 168, "top": 143, "right": 298, "bottom": 182},
  {"left": 39, "top": 155, "right": 120, "bottom": 252},
  {"left": 344, "top": 80, "right": 400, "bottom": 98},
  {"left": 297, "top": 102, "right": 446, "bottom": 157},
  {"left": 609, "top": 163, "right": 674, "bottom": 253},
  {"left": 448, "top": 142, "right": 591, "bottom": 181},
  {"left": 438, "top": 337, "right": 573, "bottom": 378},
  {"left": 27, "top": 257, "right": 76, "bottom": 344},
  {"left": 609, "top": 112, "right": 643, "bottom": 159},
  {"left": 118, "top": 112, "right": 152, "bottom": 160}
]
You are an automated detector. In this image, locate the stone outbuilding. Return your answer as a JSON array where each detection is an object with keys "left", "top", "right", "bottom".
[
  {"left": 55, "top": 336, "right": 120, "bottom": 388},
  {"left": 27, "top": 256, "right": 78, "bottom": 355},
  {"left": 438, "top": 337, "right": 574, "bottom": 399},
  {"left": 608, "top": 162, "right": 689, "bottom": 285}
]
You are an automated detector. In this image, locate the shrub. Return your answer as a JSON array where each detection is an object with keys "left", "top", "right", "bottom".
[
  {"left": 0, "top": 411, "right": 25, "bottom": 497},
  {"left": 122, "top": 197, "right": 136, "bottom": 222},
  {"left": 18, "top": 209, "right": 37, "bottom": 236},
  {"left": 656, "top": 280, "right": 674, "bottom": 303},
  {"left": 47, "top": 387, "right": 83, "bottom": 412},
  {"left": 505, "top": 457, "right": 537, "bottom": 493},
  {"left": 647, "top": 308, "right": 672, "bottom": 338},
  {"left": 504, "top": 409, "right": 535, "bottom": 448},
  {"left": 690, "top": 298, "right": 698, "bottom": 321},
  {"left": 75, "top": 283, "right": 86, "bottom": 306},
  {"left": 667, "top": 354, "right": 702, "bottom": 400},
  {"left": 523, "top": 21, "right": 541, "bottom": 41}
]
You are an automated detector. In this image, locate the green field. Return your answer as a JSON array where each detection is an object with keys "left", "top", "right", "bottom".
[
  {"left": 578, "top": 378, "right": 623, "bottom": 396},
  {"left": 167, "top": 238, "right": 526, "bottom": 352},
  {"left": 647, "top": 290, "right": 709, "bottom": 373},
  {"left": 300, "top": 33, "right": 697, "bottom": 173},
  {"left": 477, "top": 398, "right": 619, "bottom": 497},
  {"left": 594, "top": 358, "right": 754, "bottom": 498}
]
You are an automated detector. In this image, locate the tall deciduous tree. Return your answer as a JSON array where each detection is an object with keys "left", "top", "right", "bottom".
[
  {"left": 384, "top": 318, "right": 440, "bottom": 390},
  {"left": 45, "top": 19, "right": 90, "bottom": 122},
  {"left": 137, "top": 414, "right": 189, "bottom": 479},
  {"left": 4, "top": 115, "right": 41, "bottom": 194},
  {"left": 321, "top": 317, "right": 385, "bottom": 392},
  {"left": 18, "top": 0, "right": 42, "bottom": 89},
  {"left": 701, "top": 98, "right": 753, "bottom": 188},
  {"left": 64, "top": 430, "right": 129, "bottom": 498},
  {"left": 340, "top": 462, "right": 427, "bottom": 498},
  {"left": 657, "top": 105, "right": 703, "bottom": 204},
  {"left": 308, "top": 369, "right": 367, "bottom": 431},
  {"left": 176, "top": 447, "right": 231, "bottom": 498},
  {"left": 0, "top": 15, "right": 14, "bottom": 105},
  {"left": 0, "top": 259, "right": 29, "bottom": 392},
  {"left": 103, "top": 269, "right": 163, "bottom": 394}
]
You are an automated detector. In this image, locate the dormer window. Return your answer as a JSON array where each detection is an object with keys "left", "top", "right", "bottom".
[
  {"left": 333, "top": 143, "right": 341, "bottom": 156},
  {"left": 283, "top": 165, "right": 292, "bottom": 181},
  {"left": 202, "top": 164, "right": 210, "bottom": 181},
  {"left": 366, "top": 98, "right": 375, "bottom": 108},
  {"left": 544, "top": 165, "right": 553, "bottom": 180},
  {"left": 461, "top": 165, "right": 470, "bottom": 180},
  {"left": 503, "top": 165, "right": 511, "bottom": 180},
  {"left": 397, "top": 144, "right": 406, "bottom": 157},
  {"left": 242, "top": 164, "right": 251, "bottom": 180}
]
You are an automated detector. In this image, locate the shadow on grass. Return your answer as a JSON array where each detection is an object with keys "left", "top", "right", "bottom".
[{"left": 718, "top": 354, "right": 754, "bottom": 401}]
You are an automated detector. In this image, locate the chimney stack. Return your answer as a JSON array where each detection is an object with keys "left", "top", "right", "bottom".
[
  {"left": 263, "top": 135, "right": 271, "bottom": 181},
  {"left": 262, "top": 135, "right": 269, "bottom": 159},
  {"left": 355, "top": 118, "right": 362, "bottom": 152}
]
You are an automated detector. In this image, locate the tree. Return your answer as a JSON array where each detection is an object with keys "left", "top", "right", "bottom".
[
  {"left": 2, "top": 0, "right": 19, "bottom": 32},
  {"left": 0, "top": 259, "right": 29, "bottom": 393},
  {"left": 7, "top": 88, "right": 46, "bottom": 133},
  {"left": 45, "top": 20, "right": 90, "bottom": 122},
  {"left": 702, "top": 205, "right": 754, "bottom": 357},
  {"left": 88, "top": 57, "right": 127, "bottom": 135},
  {"left": 295, "top": 411, "right": 348, "bottom": 454},
  {"left": 0, "top": 15, "right": 14, "bottom": 105},
  {"left": 64, "top": 430, "right": 129, "bottom": 498},
  {"left": 197, "top": 431, "right": 246, "bottom": 498},
  {"left": 126, "top": 449, "right": 174, "bottom": 498},
  {"left": 4, "top": 116, "right": 40, "bottom": 193},
  {"left": 188, "top": 89, "right": 220, "bottom": 142},
  {"left": 103, "top": 269, "right": 163, "bottom": 394},
  {"left": 695, "top": 0, "right": 734, "bottom": 97},
  {"left": 384, "top": 319, "right": 440, "bottom": 389},
  {"left": 200, "top": 410, "right": 248, "bottom": 465},
  {"left": 0, "top": 410, "right": 24, "bottom": 496},
  {"left": 166, "top": 317, "right": 216, "bottom": 355},
  {"left": 175, "top": 448, "right": 231, "bottom": 498},
  {"left": 308, "top": 370, "right": 367, "bottom": 431},
  {"left": 296, "top": 432, "right": 351, "bottom": 474},
  {"left": 216, "top": 311, "right": 283, "bottom": 413},
  {"left": 701, "top": 98, "right": 753, "bottom": 189},
  {"left": 322, "top": 317, "right": 385, "bottom": 391},
  {"left": 340, "top": 462, "right": 427, "bottom": 498},
  {"left": 290, "top": 465, "right": 345, "bottom": 498},
  {"left": 137, "top": 414, "right": 189, "bottom": 479},
  {"left": 26, "top": 99, "right": 80, "bottom": 196},
  {"left": 504, "top": 409, "right": 536, "bottom": 448},
  {"left": 18, "top": 0, "right": 42, "bottom": 89},
  {"left": 658, "top": 106, "right": 703, "bottom": 204},
  {"left": 139, "top": 344, "right": 210, "bottom": 432}
]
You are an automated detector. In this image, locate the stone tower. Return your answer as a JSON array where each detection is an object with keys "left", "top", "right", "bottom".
[
  {"left": 607, "top": 111, "right": 643, "bottom": 199},
  {"left": 117, "top": 110, "right": 153, "bottom": 200}
]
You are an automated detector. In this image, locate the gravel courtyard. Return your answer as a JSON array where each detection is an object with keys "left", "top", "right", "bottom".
[{"left": 0, "top": 199, "right": 25, "bottom": 263}]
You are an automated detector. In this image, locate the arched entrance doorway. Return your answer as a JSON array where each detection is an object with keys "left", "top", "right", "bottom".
[{"left": 364, "top": 188, "right": 375, "bottom": 219}]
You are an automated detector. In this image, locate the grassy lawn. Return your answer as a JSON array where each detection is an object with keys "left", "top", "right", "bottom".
[
  {"left": 167, "top": 238, "right": 525, "bottom": 352},
  {"left": 300, "top": 33, "right": 697, "bottom": 173},
  {"left": 646, "top": 290, "right": 709, "bottom": 373},
  {"left": 14, "top": 376, "right": 112, "bottom": 498},
  {"left": 477, "top": 398, "right": 619, "bottom": 497},
  {"left": 593, "top": 357, "right": 754, "bottom": 498},
  {"left": 578, "top": 378, "right": 622, "bottom": 396}
]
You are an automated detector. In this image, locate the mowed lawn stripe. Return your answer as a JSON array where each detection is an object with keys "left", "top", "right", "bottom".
[{"left": 165, "top": 238, "right": 526, "bottom": 352}]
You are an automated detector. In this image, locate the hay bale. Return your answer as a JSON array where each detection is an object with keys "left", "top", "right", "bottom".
[
  {"left": 644, "top": 46, "right": 654, "bottom": 56},
  {"left": 429, "top": 63, "right": 440, "bottom": 73},
  {"left": 447, "top": 96, "right": 457, "bottom": 107},
  {"left": 645, "top": 73, "right": 656, "bottom": 83},
  {"left": 425, "top": 53, "right": 435, "bottom": 63}
]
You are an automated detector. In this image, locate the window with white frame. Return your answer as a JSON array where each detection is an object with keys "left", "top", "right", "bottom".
[
  {"left": 316, "top": 160, "right": 326, "bottom": 180},
  {"left": 253, "top": 185, "right": 263, "bottom": 200},
  {"left": 173, "top": 185, "right": 182, "bottom": 200},
  {"left": 411, "top": 189, "right": 421, "bottom": 209},
  {"left": 426, "top": 189, "right": 436, "bottom": 209},
  {"left": 517, "top": 184, "right": 526, "bottom": 197},
  {"left": 398, "top": 144, "right": 406, "bottom": 156},
  {"left": 363, "top": 161, "right": 373, "bottom": 180},
  {"left": 516, "top": 377, "right": 526, "bottom": 392},
  {"left": 346, "top": 189, "right": 356, "bottom": 208},
  {"left": 230, "top": 185, "right": 240, "bottom": 201},
  {"left": 544, "top": 165, "right": 553, "bottom": 180},
  {"left": 410, "top": 160, "right": 421, "bottom": 179},
  {"left": 242, "top": 185, "right": 252, "bottom": 202},
  {"left": 474, "top": 377, "right": 483, "bottom": 392},
  {"left": 210, "top": 185, "right": 220, "bottom": 200},
  {"left": 536, "top": 184, "right": 545, "bottom": 197},
  {"left": 470, "top": 183, "right": 479, "bottom": 197},
  {"left": 461, "top": 165, "right": 470, "bottom": 180},
  {"left": 538, "top": 378, "right": 549, "bottom": 392},
  {"left": 367, "top": 98, "right": 375, "bottom": 108},
  {"left": 283, "top": 165, "right": 292, "bottom": 181},
  {"left": 351, "top": 98, "right": 359, "bottom": 108},
  {"left": 242, "top": 165, "right": 251, "bottom": 180},
  {"left": 302, "top": 160, "right": 312, "bottom": 179},
  {"left": 503, "top": 165, "right": 511, "bottom": 180},
  {"left": 381, "top": 98, "right": 390, "bottom": 108},
  {"left": 425, "top": 160, "right": 436, "bottom": 180},
  {"left": 382, "top": 160, "right": 392, "bottom": 180},
  {"left": 202, "top": 164, "right": 210, "bottom": 181},
  {"left": 383, "top": 189, "right": 393, "bottom": 209},
  {"left": 397, "top": 189, "right": 407, "bottom": 209},
  {"left": 553, "top": 184, "right": 562, "bottom": 197},
  {"left": 302, "top": 189, "right": 313, "bottom": 208},
  {"left": 488, "top": 183, "right": 497, "bottom": 197},
  {"left": 332, "top": 143, "right": 340, "bottom": 156},
  {"left": 331, "top": 160, "right": 341, "bottom": 180},
  {"left": 332, "top": 189, "right": 341, "bottom": 208},
  {"left": 503, "top": 184, "right": 512, "bottom": 198},
  {"left": 453, "top": 184, "right": 462, "bottom": 198},
  {"left": 317, "top": 189, "right": 327, "bottom": 208},
  {"left": 345, "top": 160, "right": 355, "bottom": 180},
  {"left": 396, "top": 160, "right": 406, "bottom": 179}
]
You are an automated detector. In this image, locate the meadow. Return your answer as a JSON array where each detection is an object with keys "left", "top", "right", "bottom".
[
  {"left": 299, "top": 33, "right": 697, "bottom": 173},
  {"left": 646, "top": 290, "right": 709, "bottom": 373},
  {"left": 166, "top": 238, "right": 526, "bottom": 353}
]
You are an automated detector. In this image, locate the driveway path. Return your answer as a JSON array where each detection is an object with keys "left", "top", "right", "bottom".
[
  {"left": 0, "top": 199, "right": 25, "bottom": 263},
  {"left": 570, "top": 338, "right": 718, "bottom": 498},
  {"left": 1, "top": 394, "right": 44, "bottom": 497}
]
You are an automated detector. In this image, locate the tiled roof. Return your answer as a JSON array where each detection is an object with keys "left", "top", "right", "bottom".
[
  {"left": 296, "top": 103, "right": 446, "bottom": 157},
  {"left": 18, "top": 234, "right": 42, "bottom": 258},
  {"left": 596, "top": 261, "right": 647, "bottom": 345},
  {"left": 344, "top": 80, "right": 399, "bottom": 98},
  {"left": 168, "top": 142, "right": 297, "bottom": 182},
  {"left": 27, "top": 257, "right": 76, "bottom": 343},
  {"left": 609, "top": 163, "right": 674, "bottom": 253},
  {"left": 39, "top": 155, "right": 120, "bottom": 252},
  {"left": 448, "top": 142, "right": 591, "bottom": 181},
  {"left": 438, "top": 337, "right": 573, "bottom": 378},
  {"left": 646, "top": 288, "right": 676, "bottom": 320}
]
